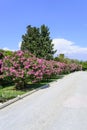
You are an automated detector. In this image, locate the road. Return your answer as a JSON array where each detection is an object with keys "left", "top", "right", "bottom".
[{"left": 0, "top": 71, "right": 87, "bottom": 130}]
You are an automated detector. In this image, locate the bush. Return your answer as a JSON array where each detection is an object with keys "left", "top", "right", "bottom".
[
  {"left": 1, "top": 50, "right": 82, "bottom": 89},
  {"left": 82, "top": 62, "right": 87, "bottom": 70}
]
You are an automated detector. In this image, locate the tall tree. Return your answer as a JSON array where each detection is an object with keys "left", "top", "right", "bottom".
[
  {"left": 21, "top": 24, "right": 56, "bottom": 60},
  {"left": 21, "top": 25, "right": 40, "bottom": 55}
]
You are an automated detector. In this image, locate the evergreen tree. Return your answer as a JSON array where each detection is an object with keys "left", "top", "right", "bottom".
[
  {"left": 21, "top": 25, "right": 40, "bottom": 55},
  {"left": 21, "top": 24, "right": 56, "bottom": 60}
]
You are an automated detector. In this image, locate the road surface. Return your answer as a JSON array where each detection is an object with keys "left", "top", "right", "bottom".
[{"left": 0, "top": 71, "right": 87, "bottom": 130}]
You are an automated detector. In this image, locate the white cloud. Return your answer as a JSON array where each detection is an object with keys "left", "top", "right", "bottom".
[
  {"left": 18, "top": 42, "right": 22, "bottom": 49},
  {"left": 52, "top": 38, "right": 87, "bottom": 60},
  {"left": 3, "top": 47, "right": 14, "bottom": 51},
  {"left": 3, "top": 47, "right": 10, "bottom": 50}
]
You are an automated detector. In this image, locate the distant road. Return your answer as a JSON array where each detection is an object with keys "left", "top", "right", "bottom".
[{"left": 0, "top": 71, "right": 87, "bottom": 130}]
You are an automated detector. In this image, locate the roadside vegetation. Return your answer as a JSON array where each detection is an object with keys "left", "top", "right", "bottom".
[{"left": 0, "top": 24, "right": 86, "bottom": 102}]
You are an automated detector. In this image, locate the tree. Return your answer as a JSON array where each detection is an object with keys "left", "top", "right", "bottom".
[
  {"left": 21, "top": 25, "right": 40, "bottom": 55},
  {"left": 54, "top": 54, "right": 65, "bottom": 62},
  {"left": 21, "top": 24, "right": 56, "bottom": 60}
]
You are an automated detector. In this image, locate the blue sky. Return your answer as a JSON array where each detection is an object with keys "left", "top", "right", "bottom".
[{"left": 0, "top": 0, "right": 87, "bottom": 61}]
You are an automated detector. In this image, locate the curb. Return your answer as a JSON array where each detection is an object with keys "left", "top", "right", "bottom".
[{"left": 0, "top": 84, "right": 49, "bottom": 110}]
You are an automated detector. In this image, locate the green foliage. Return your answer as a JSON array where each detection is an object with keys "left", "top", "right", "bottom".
[
  {"left": 21, "top": 24, "right": 56, "bottom": 60},
  {"left": 0, "top": 49, "right": 13, "bottom": 57},
  {"left": 54, "top": 54, "right": 81, "bottom": 64},
  {"left": 0, "top": 76, "right": 13, "bottom": 86},
  {"left": 0, "top": 85, "right": 25, "bottom": 102},
  {"left": 54, "top": 54, "right": 66, "bottom": 63},
  {"left": 80, "top": 61, "right": 87, "bottom": 70},
  {"left": 0, "top": 50, "right": 4, "bottom": 59}
]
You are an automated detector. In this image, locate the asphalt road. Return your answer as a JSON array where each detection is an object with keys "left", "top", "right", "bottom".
[{"left": 0, "top": 71, "right": 87, "bottom": 130}]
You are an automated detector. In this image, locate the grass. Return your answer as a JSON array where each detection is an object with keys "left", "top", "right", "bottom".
[
  {"left": 0, "top": 83, "right": 48, "bottom": 103},
  {"left": 0, "top": 75, "right": 64, "bottom": 103},
  {"left": 0, "top": 85, "right": 25, "bottom": 102}
]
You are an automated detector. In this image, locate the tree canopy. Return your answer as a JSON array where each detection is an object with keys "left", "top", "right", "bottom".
[{"left": 21, "top": 24, "right": 56, "bottom": 60}]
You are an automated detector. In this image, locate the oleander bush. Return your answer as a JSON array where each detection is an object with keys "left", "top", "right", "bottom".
[{"left": 0, "top": 50, "right": 82, "bottom": 89}]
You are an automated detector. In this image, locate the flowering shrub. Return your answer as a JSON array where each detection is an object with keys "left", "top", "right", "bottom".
[
  {"left": 69, "top": 63, "right": 82, "bottom": 72},
  {"left": 0, "top": 60, "right": 3, "bottom": 74},
  {"left": 1, "top": 50, "right": 82, "bottom": 89},
  {"left": 0, "top": 52, "right": 4, "bottom": 85},
  {"left": 2, "top": 51, "right": 31, "bottom": 89},
  {"left": 0, "top": 52, "right": 4, "bottom": 74}
]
